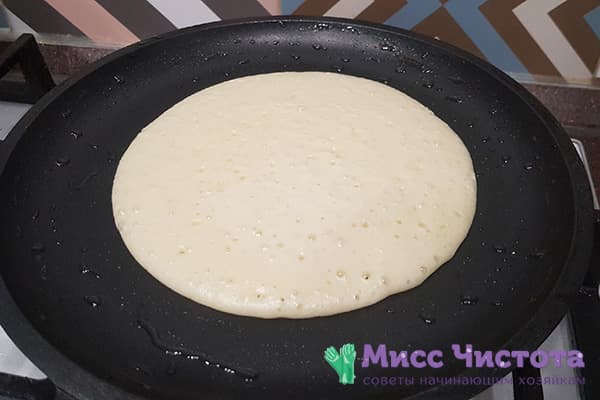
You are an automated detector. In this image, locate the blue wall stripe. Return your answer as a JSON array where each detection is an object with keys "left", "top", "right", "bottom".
[
  {"left": 0, "top": 9, "right": 7, "bottom": 28},
  {"left": 584, "top": 6, "right": 600, "bottom": 39},
  {"left": 444, "top": 0, "right": 529, "bottom": 75},
  {"left": 385, "top": 0, "right": 441, "bottom": 30},
  {"left": 282, "top": 0, "right": 305, "bottom": 15}
]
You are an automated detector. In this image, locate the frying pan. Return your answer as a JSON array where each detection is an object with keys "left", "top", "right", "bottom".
[{"left": 0, "top": 17, "right": 596, "bottom": 400}]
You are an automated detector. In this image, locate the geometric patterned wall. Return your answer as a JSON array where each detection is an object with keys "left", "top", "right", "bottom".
[
  {"left": 3, "top": 0, "right": 599, "bottom": 84},
  {"left": 284, "top": 0, "right": 600, "bottom": 82}
]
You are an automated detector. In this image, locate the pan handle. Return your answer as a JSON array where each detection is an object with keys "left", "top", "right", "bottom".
[
  {"left": 0, "top": 34, "right": 55, "bottom": 172},
  {"left": 0, "top": 34, "right": 55, "bottom": 104},
  {"left": 0, "top": 372, "right": 73, "bottom": 400}
]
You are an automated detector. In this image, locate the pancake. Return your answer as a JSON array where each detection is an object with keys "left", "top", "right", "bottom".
[{"left": 112, "top": 72, "right": 476, "bottom": 318}]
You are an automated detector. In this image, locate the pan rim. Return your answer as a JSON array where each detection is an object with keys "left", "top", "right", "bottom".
[{"left": 0, "top": 16, "right": 594, "bottom": 400}]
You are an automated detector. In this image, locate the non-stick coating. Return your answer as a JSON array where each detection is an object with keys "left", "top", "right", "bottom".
[{"left": 0, "top": 18, "right": 594, "bottom": 400}]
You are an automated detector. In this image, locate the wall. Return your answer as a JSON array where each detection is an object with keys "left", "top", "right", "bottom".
[{"left": 2, "top": 0, "right": 599, "bottom": 85}]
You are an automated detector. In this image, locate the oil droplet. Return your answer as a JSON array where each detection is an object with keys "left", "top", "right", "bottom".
[
  {"left": 336, "top": 270, "right": 345, "bottom": 278},
  {"left": 291, "top": 55, "right": 301, "bottom": 60},
  {"left": 420, "top": 315, "right": 436, "bottom": 325},
  {"left": 341, "top": 58, "right": 350, "bottom": 63},
  {"left": 113, "top": 75, "right": 124, "bottom": 84},
  {"left": 313, "top": 22, "right": 332, "bottom": 31},
  {"left": 84, "top": 295, "right": 102, "bottom": 309},
  {"left": 55, "top": 157, "right": 70, "bottom": 167},
  {"left": 312, "top": 44, "right": 324, "bottom": 51},
  {"left": 502, "top": 155, "right": 511, "bottom": 164},
  {"left": 524, "top": 163, "right": 534, "bottom": 171},
  {"left": 80, "top": 266, "right": 101, "bottom": 279},
  {"left": 380, "top": 43, "right": 394, "bottom": 52},
  {"left": 422, "top": 81, "right": 434, "bottom": 89},
  {"left": 494, "top": 246, "right": 506, "bottom": 254},
  {"left": 460, "top": 296, "right": 479, "bottom": 305},
  {"left": 69, "top": 130, "right": 82, "bottom": 139},
  {"left": 362, "top": 273, "right": 370, "bottom": 280},
  {"left": 481, "top": 136, "right": 489, "bottom": 143},
  {"left": 446, "top": 96, "right": 463, "bottom": 104}
]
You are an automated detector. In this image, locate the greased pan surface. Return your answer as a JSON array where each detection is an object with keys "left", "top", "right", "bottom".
[{"left": 0, "top": 17, "right": 594, "bottom": 400}]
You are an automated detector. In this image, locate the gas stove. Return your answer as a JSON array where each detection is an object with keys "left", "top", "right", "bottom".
[{"left": 0, "top": 36, "right": 598, "bottom": 400}]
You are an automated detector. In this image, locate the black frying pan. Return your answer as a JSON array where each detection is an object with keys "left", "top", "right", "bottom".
[{"left": 0, "top": 17, "right": 596, "bottom": 400}]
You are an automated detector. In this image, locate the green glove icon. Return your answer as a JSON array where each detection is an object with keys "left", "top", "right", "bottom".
[{"left": 324, "top": 343, "right": 356, "bottom": 384}]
